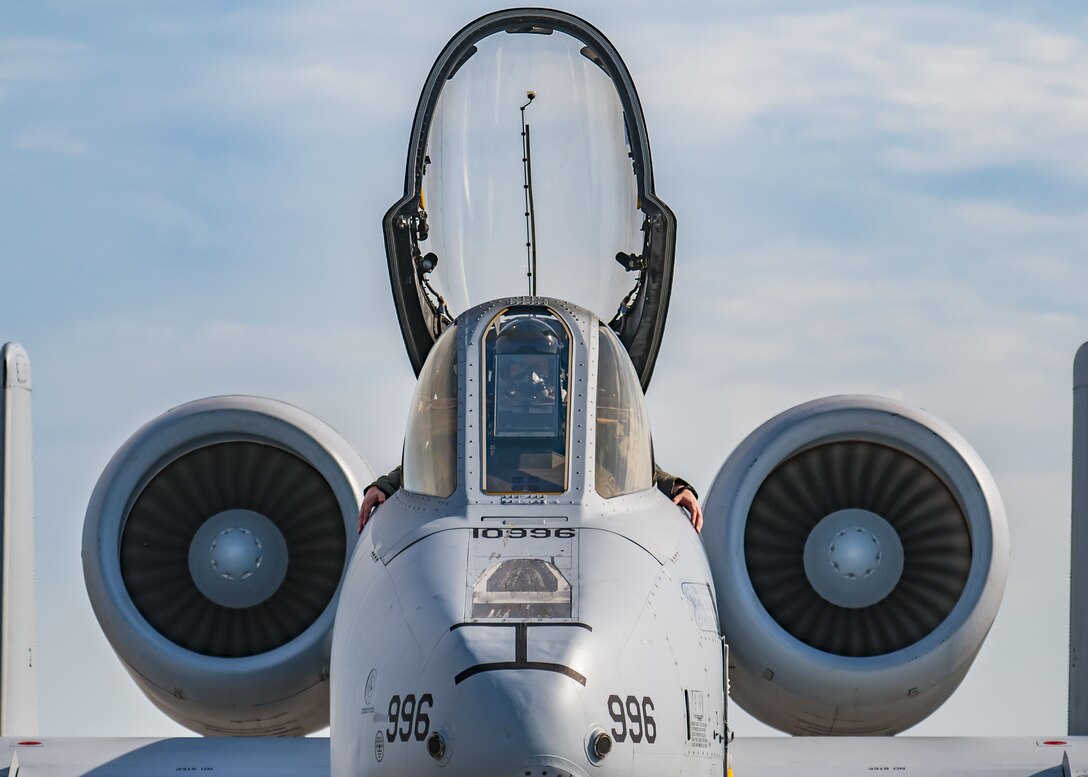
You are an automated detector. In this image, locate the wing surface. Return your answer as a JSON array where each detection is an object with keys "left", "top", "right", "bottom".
[
  {"left": 732, "top": 736, "right": 1088, "bottom": 776},
  {"left": 0, "top": 737, "right": 328, "bottom": 776}
]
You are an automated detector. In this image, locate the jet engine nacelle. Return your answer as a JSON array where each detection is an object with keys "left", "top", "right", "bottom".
[
  {"left": 82, "top": 396, "right": 371, "bottom": 736},
  {"left": 702, "top": 395, "right": 1009, "bottom": 735}
]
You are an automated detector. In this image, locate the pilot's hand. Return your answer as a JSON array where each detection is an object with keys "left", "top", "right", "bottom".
[
  {"left": 673, "top": 488, "right": 703, "bottom": 534},
  {"left": 358, "top": 486, "right": 386, "bottom": 533}
]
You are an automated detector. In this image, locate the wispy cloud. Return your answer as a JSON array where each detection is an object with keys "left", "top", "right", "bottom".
[
  {"left": 0, "top": 36, "right": 85, "bottom": 87},
  {"left": 634, "top": 8, "right": 1088, "bottom": 177},
  {"left": 12, "top": 125, "right": 87, "bottom": 155}
]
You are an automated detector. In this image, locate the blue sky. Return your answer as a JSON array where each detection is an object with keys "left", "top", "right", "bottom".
[{"left": 1, "top": 1, "right": 1086, "bottom": 737}]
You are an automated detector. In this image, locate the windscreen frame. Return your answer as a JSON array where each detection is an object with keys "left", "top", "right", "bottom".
[{"left": 480, "top": 305, "right": 573, "bottom": 495}]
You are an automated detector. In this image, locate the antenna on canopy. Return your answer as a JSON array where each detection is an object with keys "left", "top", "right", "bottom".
[{"left": 520, "top": 90, "right": 538, "bottom": 297}]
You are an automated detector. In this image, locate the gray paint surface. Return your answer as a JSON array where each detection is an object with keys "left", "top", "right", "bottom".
[
  {"left": 330, "top": 298, "right": 726, "bottom": 777},
  {"left": 5, "top": 736, "right": 1088, "bottom": 776},
  {"left": 731, "top": 736, "right": 1088, "bottom": 776},
  {"left": 1, "top": 343, "right": 39, "bottom": 736},
  {"left": 1071, "top": 342, "right": 1088, "bottom": 734}
]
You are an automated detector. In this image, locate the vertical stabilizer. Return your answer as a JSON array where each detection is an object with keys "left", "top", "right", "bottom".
[
  {"left": 1070, "top": 342, "right": 1088, "bottom": 734},
  {"left": 0, "top": 343, "right": 38, "bottom": 735}
]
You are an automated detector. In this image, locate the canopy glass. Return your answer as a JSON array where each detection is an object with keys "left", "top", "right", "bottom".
[
  {"left": 419, "top": 29, "right": 641, "bottom": 322},
  {"left": 386, "top": 9, "right": 675, "bottom": 389}
]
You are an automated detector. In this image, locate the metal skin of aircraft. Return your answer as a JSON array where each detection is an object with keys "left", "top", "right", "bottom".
[
  {"left": 331, "top": 298, "right": 725, "bottom": 776},
  {"left": 3, "top": 7, "right": 1088, "bottom": 777}
]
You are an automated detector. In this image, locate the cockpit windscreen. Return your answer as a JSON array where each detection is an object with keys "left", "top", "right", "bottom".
[
  {"left": 482, "top": 306, "right": 570, "bottom": 494},
  {"left": 403, "top": 324, "right": 459, "bottom": 497},
  {"left": 595, "top": 324, "right": 654, "bottom": 498}
]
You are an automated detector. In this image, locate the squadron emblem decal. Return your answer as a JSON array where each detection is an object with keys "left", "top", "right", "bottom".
[
  {"left": 365, "top": 669, "right": 377, "bottom": 705},
  {"left": 374, "top": 730, "right": 385, "bottom": 762}
]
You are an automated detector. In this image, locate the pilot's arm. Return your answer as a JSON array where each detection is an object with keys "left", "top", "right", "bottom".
[
  {"left": 358, "top": 465, "right": 402, "bottom": 533},
  {"left": 654, "top": 466, "right": 703, "bottom": 534}
]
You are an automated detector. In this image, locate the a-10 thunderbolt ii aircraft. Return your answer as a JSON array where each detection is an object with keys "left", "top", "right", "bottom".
[{"left": 2, "top": 6, "right": 1088, "bottom": 777}]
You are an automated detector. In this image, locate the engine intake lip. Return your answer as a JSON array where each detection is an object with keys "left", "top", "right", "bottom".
[
  {"left": 702, "top": 395, "right": 1009, "bottom": 734},
  {"left": 83, "top": 395, "right": 371, "bottom": 735}
]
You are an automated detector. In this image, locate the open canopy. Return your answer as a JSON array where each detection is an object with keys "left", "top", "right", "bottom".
[{"left": 384, "top": 8, "right": 676, "bottom": 390}]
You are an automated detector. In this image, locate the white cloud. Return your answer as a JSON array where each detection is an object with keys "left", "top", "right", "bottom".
[
  {"left": 12, "top": 126, "right": 87, "bottom": 155},
  {"left": 0, "top": 37, "right": 85, "bottom": 88},
  {"left": 634, "top": 8, "right": 1088, "bottom": 178},
  {"left": 178, "top": 57, "right": 397, "bottom": 136}
]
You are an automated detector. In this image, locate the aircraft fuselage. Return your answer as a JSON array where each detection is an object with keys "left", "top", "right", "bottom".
[
  {"left": 332, "top": 495, "right": 725, "bottom": 777},
  {"left": 329, "top": 297, "right": 726, "bottom": 777}
]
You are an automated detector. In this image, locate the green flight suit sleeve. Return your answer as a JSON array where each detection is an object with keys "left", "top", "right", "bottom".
[
  {"left": 654, "top": 465, "right": 697, "bottom": 500},
  {"left": 368, "top": 465, "right": 402, "bottom": 498}
]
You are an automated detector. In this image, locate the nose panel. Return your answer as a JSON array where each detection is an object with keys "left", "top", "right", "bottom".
[
  {"left": 503, "top": 760, "right": 589, "bottom": 777},
  {"left": 442, "top": 670, "right": 593, "bottom": 775},
  {"left": 448, "top": 621, "right": 593, "bottom": 688}
]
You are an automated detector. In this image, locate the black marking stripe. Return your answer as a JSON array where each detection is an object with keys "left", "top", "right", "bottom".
[
  {"left": 454, "top": 661, "right": 587, "bottom": 686},
  {"left": 449, "top": 621, "right": 591, "bottom": 686},
  {"left": 449, "top": 621, "right": 592, "bottom": 631}
]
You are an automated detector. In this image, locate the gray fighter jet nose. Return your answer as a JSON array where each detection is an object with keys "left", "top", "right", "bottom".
[{"left": 443, "top": 669, "right": 593, "bottom": 777}]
